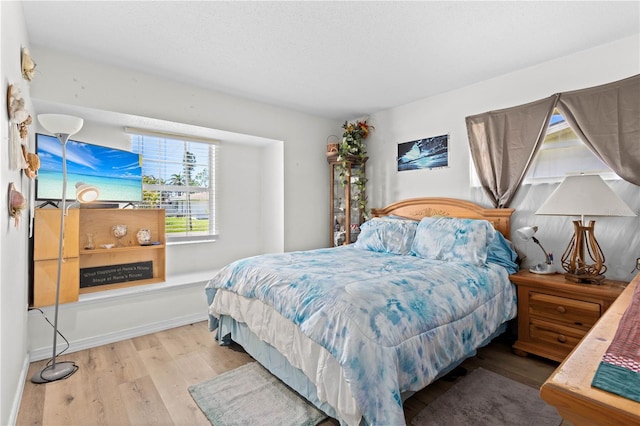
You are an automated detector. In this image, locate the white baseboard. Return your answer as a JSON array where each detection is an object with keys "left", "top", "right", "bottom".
[
  {"left": 8, "top": 354, "right": 30, "bottom": 426},
  {"left": 29, "top": 311, "right": 208, "bottom": 362},
  {"left": 28, "top": 270, "right": 218, "bottom": 362}
]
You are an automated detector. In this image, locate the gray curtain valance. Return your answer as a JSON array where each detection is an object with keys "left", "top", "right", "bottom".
[{"left": 466, "top": 74, "right": 640, "bottom": 208}]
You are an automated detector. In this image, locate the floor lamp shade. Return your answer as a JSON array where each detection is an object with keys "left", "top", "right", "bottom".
[
  {"left": 37, "top": 114, "right": 84, "bottom": 136},
  {"left": 31, "top": 114, "right": 86, "bottom": 384},
  {"left": 536, "top": 175, "right": 636, "bottom": 283}
]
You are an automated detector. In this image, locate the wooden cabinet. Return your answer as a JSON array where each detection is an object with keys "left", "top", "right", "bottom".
[
  {"left": 31, "top": 208, "right": 166, "bottom": 307},
  {"left": 328, "top": 155, "right": 366, "bottom": 247},
  {"left": 510, "top": 270, "right": 626, "bottom": 362},
  {"left": 32, "top": 209, "right": 80, "bottom": 307}
]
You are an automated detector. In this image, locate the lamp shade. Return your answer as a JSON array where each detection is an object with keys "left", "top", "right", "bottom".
[
  {"left": 38, "top": 114, "right": 84, "bottom": 136},
  {"left": 536, "top": 175, "right": 636, "bottom": 217},
  {"left": 516, "top": 226, "right": 538, "bottom": 241},
  {"left": 75, "top": 182, "right": 99, "bottom": 203}
]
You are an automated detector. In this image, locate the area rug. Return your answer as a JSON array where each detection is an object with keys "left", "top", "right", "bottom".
[
  {"left": 411, "top": 367, "right": 562, "bottom": 426},
  {"left": 188, "top": 362, "right": 327, "bottom": 426}
]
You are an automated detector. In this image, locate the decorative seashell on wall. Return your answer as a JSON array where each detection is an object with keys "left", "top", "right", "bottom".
[
  {"left": 21, "top": 48, "right": 36, "bottom": 81},
  {"left": 8, "top": 182, "right": 27, "bottom": 227},
  {"left": 6, "top": 84, "right": 31, "bottom": 170}
]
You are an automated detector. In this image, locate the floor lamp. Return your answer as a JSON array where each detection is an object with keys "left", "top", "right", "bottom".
[{"left": 31, "top": 114, "right": 98, "bottom": 383}]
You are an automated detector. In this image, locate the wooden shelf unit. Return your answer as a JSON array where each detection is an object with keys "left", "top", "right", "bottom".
[
  {"left": 78, "top": 208, "right": 165, "bottom": 293},
  {"left": 31, "top": 208, "right": 166, "bottom": 307},
  {"left": 328, "top": 154, "right": 366, "bottom": 247}
]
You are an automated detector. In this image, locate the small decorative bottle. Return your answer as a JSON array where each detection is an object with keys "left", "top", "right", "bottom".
[{"left": 84, "top": 233, "right": 95, "bottom": 250}]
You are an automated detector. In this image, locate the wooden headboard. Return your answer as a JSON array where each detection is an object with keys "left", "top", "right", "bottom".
[{"left": 371, "top": 197, "right": 515, "bottom": 238}]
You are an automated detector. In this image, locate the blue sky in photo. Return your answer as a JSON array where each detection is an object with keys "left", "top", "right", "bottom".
[{"left": 37, "top": 133, "right": 142, "bottom": 179}]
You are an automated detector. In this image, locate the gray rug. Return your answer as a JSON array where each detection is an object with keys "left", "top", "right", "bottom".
[
  {"left": 188, "top": 362, "right": 327, "bottom": 426},
  {"left": 411, "top": 367, "right": 562, "bottom": 426}
]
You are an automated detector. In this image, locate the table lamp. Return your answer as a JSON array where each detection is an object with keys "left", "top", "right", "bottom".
[
  {"left": 536, "top": 174, "right": 636, "bottom": 283},
  {"left": 516, "top": 226, "right": 555, "bottom": 274}
]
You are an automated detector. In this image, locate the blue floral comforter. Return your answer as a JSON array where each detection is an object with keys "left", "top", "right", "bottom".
[{"left": 206, "top": 245, "right": 516, "bottom": 425}]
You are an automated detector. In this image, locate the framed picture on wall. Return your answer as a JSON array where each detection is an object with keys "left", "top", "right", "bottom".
[{"left": 397, "top": 134, "right": 449, "bottom": 171}]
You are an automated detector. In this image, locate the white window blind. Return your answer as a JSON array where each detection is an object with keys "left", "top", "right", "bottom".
[{"left": 128, "top": 129, "right": 217, "bottom": 243}]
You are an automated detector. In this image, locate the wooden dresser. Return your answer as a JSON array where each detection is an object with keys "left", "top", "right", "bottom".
[
  {"left": 540, "top": 274, "right": 639, "bottom": 425},
  {"left": 510, "top": 270, "right": 626, "bottom": 362}
]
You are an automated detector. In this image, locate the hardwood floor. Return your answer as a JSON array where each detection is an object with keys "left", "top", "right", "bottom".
[{"left": 17, "top": 321, "right": 564, "bottom": 425}]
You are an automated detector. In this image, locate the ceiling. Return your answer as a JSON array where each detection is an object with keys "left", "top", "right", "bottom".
[{"left": 22, "top": 1, "right": 640, "bottom": 120}]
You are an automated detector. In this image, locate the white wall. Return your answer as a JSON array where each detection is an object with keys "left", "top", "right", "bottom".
[
  {"left": 25, "top": 46, "right": 339, "bottom": 365},
  {"left": 1, "top": 3, "right": 32, "bottom": 424},
  {"left": 261, "top": 141, "right": 285, "bottom": 254},
  {"left": 366, "top": 35, "right": 640, "bottom": 207},
  {"left": 30, "top": 47, "right": 337, "bottom": 253},
  {"left": 365, "top": 35, "right": 640, "bottom": 281}
]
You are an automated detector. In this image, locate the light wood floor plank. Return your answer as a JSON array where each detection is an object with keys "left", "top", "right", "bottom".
[
  {"left": 18, "top": 321, "right": 563, "bottom": 425},
  {"left": 91, "top": 371, "right": 130, "bottom": 426},
  {"left": 138, "top": 344, "right": 209, "bottom": 425},
  {"left": 196, "top": 341, "right": 254, "bottom": 375},
  {"left": 39, "top": 360, "right": 86, "bottom": 425},
  {"left": 159, "top": 322, "right": 213, "bottom": 358},
  {"left": 19, "top": 360, "right": 47, "bottom": 425},
  {"left": 172, "top": 351, "right": 217, "bottom": 387},
  {"left": 131, "top": 332, "right": 162, "bottom": 352},
  {"left": 118, "top": 375, "right": 174, "bottom": 425}
]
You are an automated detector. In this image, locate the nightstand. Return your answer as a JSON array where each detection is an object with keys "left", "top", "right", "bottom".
[{"left": 509, "top": 270, "right": 626, "bottom": 362}]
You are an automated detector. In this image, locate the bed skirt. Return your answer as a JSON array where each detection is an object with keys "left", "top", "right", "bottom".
[{"left": 213, "top": 314, "right": 508, "bottom": 425}]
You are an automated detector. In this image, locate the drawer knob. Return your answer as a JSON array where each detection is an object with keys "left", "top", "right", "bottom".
[
  {"left": 557, "top": 335, "right": 567, "bottom": 343},
  {"left": 556, "top": 306, "right": 566, "bottom": 314}
]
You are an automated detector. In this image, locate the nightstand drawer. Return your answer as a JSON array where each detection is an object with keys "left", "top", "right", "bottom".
[
  {"left": 529, "top": 292, "right": 600, "bottom": 329},
  {"left": 530, "top": 318, "right": 586, "bottom": 352}
]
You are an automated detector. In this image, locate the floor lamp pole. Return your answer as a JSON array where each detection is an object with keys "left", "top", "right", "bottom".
[{"left": 31, "top": 132, "right": 78, "bottom": 383}]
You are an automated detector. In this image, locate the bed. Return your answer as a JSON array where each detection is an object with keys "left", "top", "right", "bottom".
[{"left": 205, "top": 197, "right": 518, "bottom": 425}]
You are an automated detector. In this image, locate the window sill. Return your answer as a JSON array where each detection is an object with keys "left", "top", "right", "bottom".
[
  {"left": 167, "top": 236, "right": 218, "bottom": 246},
  {"left": 78, "top": 269, "right": 218, "bottom": 305}
]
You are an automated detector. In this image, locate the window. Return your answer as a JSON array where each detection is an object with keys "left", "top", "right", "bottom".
[
  {"left": 523, "top": 110, "right": 618, "bottom": 183},
  {"left": 129, "top": 130, "right": 217, "bottom": 243}
]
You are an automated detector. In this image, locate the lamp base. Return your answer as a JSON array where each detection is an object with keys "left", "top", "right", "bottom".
[
  {"left": 564, "top": 272, "right": 605, "bottom": 284},
  {"left": 529, "top": 263, "right": 556, "bottom": 274},
  {"left": 31, "top": 361, "right": 78, "bottom": 384}
]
